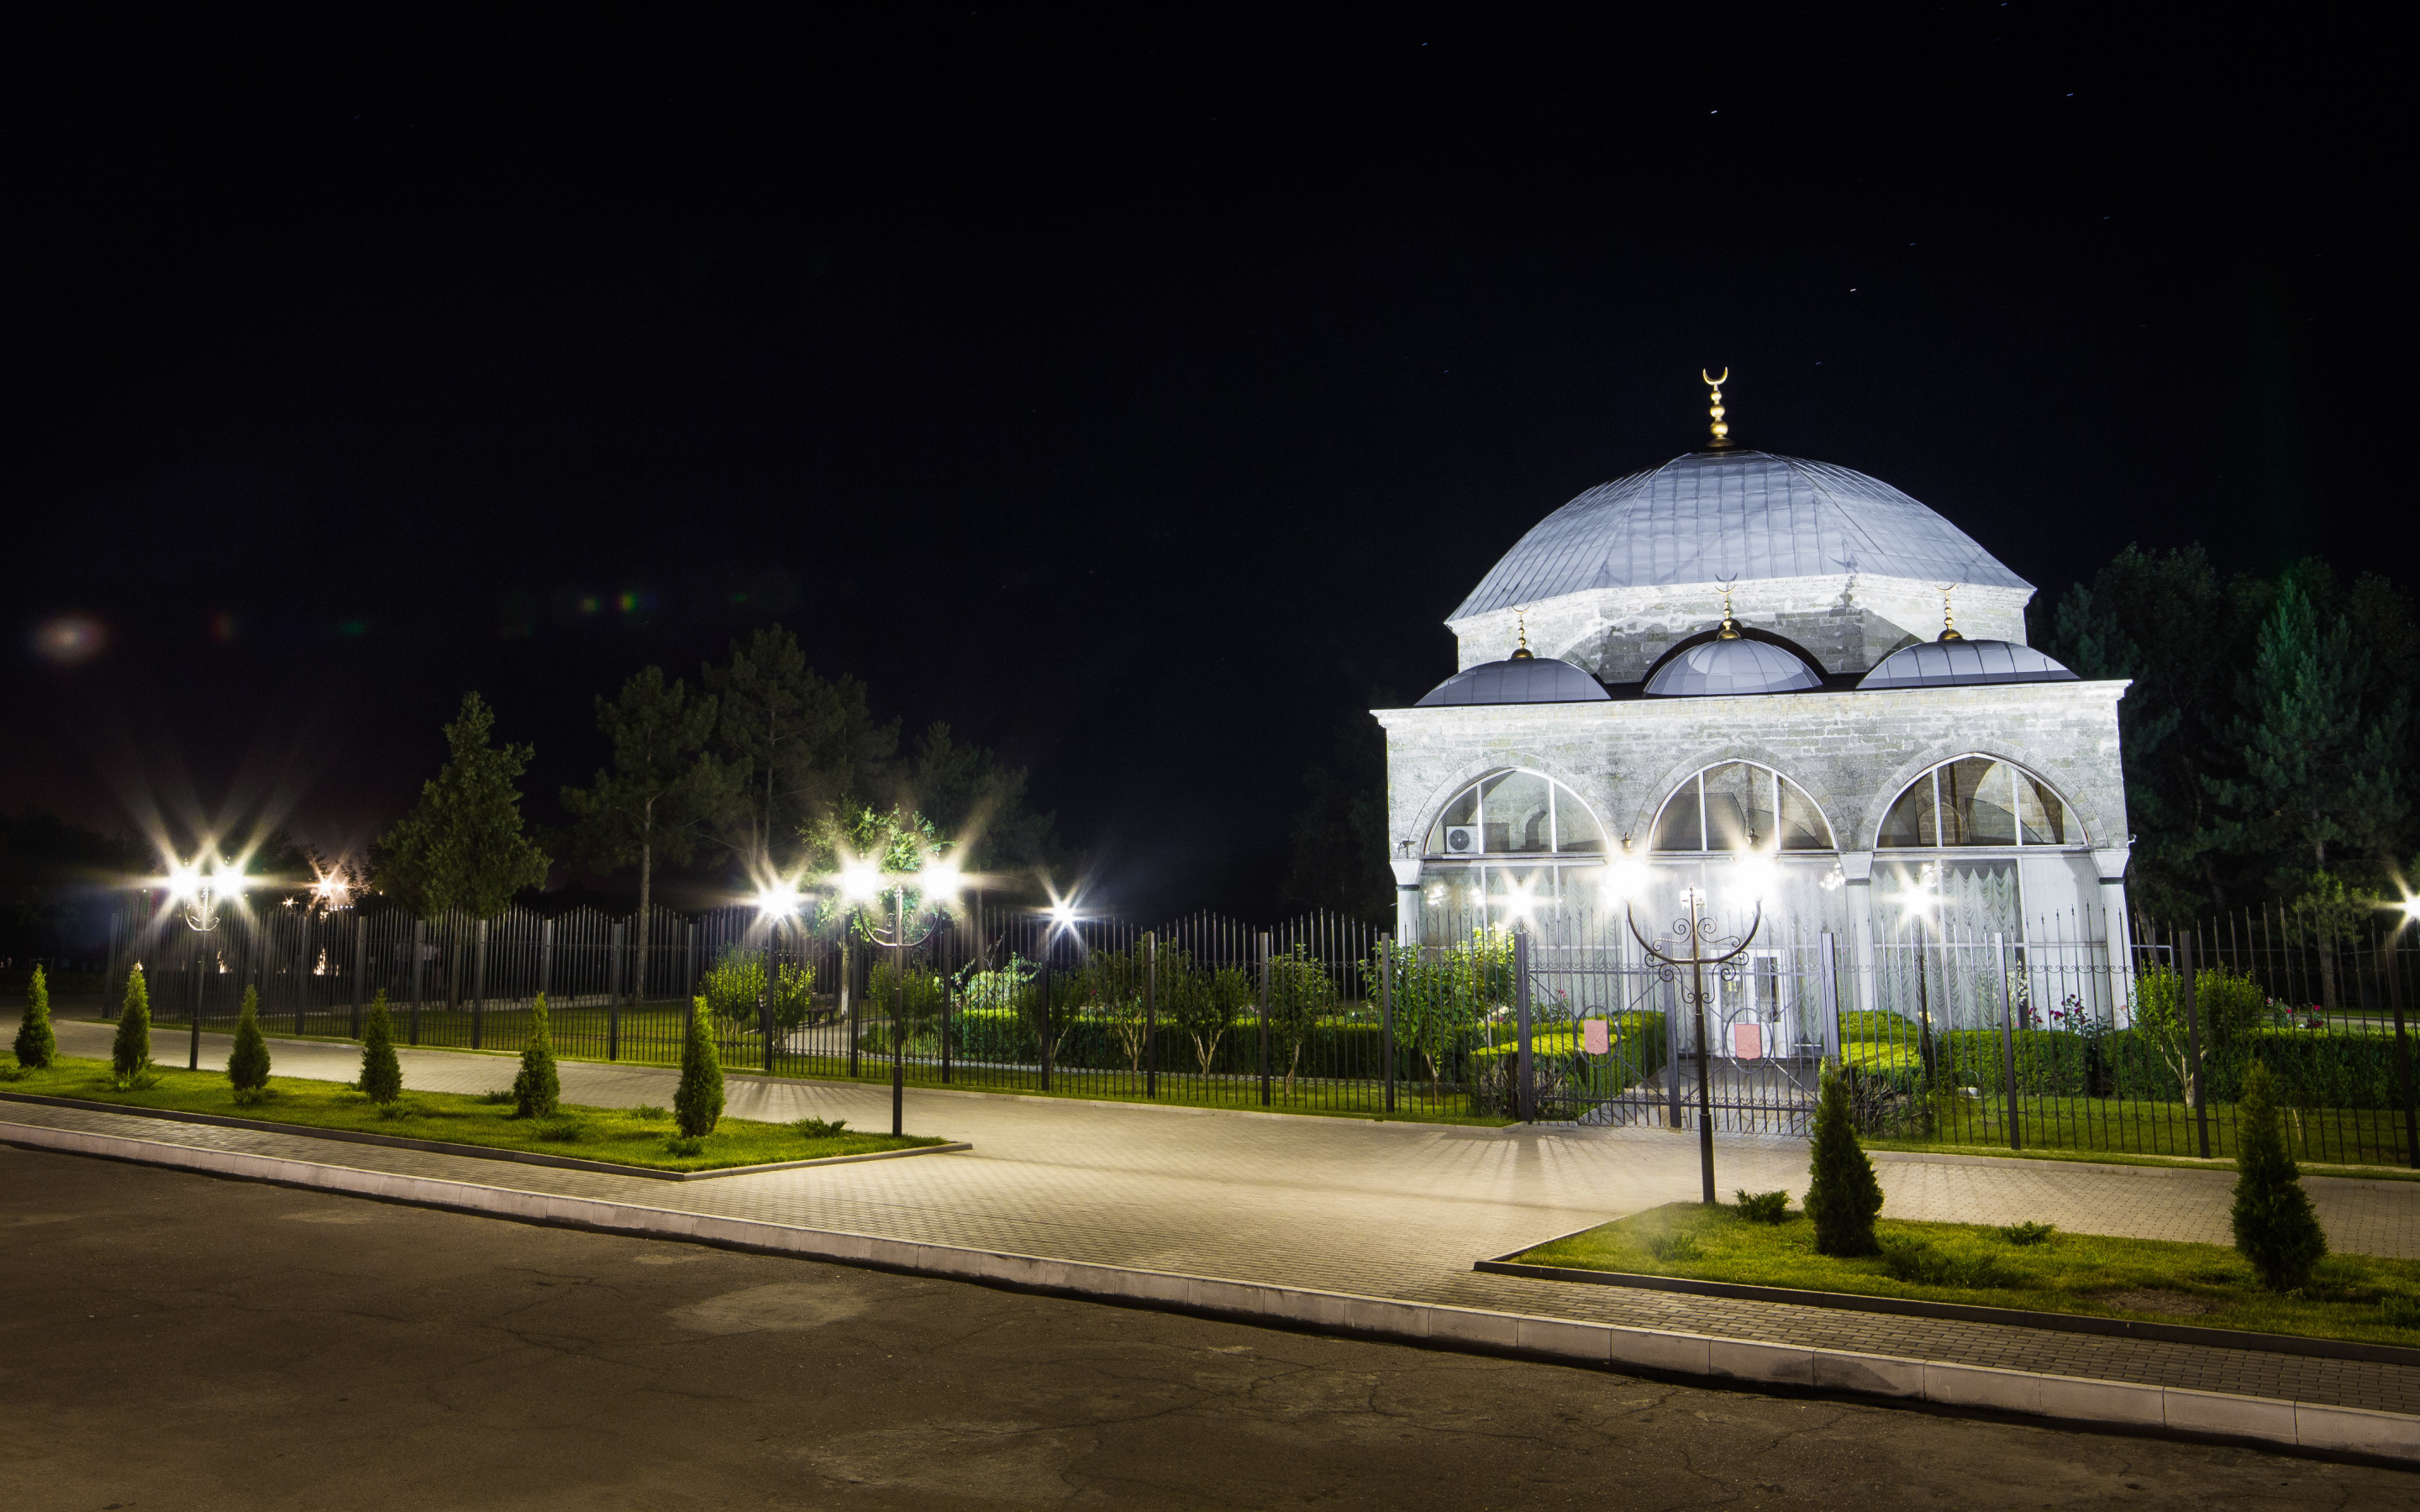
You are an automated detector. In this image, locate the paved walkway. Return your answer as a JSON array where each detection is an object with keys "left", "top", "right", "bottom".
[{"left": 11, "top": 1016, "right": 2420, "bottom": 1419}]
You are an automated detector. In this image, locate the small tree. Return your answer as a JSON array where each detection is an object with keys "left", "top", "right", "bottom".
[
  {"left": 111, "top": 965, "right": 152, "bottom": 1087},
  {"left": 359, "top": 990, "right": 404, "bottom": 1105},
  {"left": 13, "top": 963, "right": 58, "bottom": 1069},
  {"left": 2231, "top": 1061, "right": 2328, "bottom": 1290},
  {"left": 1266, "top": 945, "right": 1336, "bottom": 1098},
  {"left": 226, "top": 986, "right": 272, "bottom": 1100},
  {"left": 1805, "top": 1063, "right": 1884, "bottom": 1256},
  {"left": 674, "top": 995, "right": 724, "bottom": 1137},
  {"left": 511, "top": 992, "right": 560, "bottom": 1118},
  {"left": 376, "top": 692, "right": 551, "bottom": 920}
]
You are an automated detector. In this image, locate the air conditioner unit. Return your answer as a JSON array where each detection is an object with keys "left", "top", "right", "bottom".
[{"left": 1444, "top": 824, "right": 1481, "bottom": 855}]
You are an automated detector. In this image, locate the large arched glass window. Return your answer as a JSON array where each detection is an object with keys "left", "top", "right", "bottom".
[
  {"left": 1424, "top": 770, "right": 1606, "bottom": 857},
  {"left": 1651, "top": 763, "right": 1835, "bottom": 853},
  {"left": 1878, "top": 756, "right": 2080, "bottom": 847}
]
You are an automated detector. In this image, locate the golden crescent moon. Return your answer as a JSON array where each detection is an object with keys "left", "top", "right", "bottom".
[{"left": 1702, "top": 367, "right": 1728, "bottom": 386}]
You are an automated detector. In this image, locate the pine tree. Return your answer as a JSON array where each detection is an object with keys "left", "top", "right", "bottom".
[
  {"left": 13, "top": 963, "right": 58, "bottom": 1069},
  {"left": 359, "top": 990, "right": 404, "bottom": 1105},
  {"left": 375, "top": 693, "right": 551, "bottom": 919},
  {"left": 673, "top": 995, "right": 724, "bottom": 1138},
  {"left": 2231, "top": 1061, "right": 2328, "bottom": 1290},
  {"left": 511, "top": 991, "right": 560, "bottom": 1118},
  {"left": 226, "top": 985, "right": 272, "bottom": 1098},
  {"left": 111, "top": 966, "right": 152, "bottom": 1086},
  {"left": 1805, "top": 1063, "right": 1884, "bottom": 1257}
]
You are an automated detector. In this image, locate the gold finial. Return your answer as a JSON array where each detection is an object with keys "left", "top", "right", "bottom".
[
  {"left": 1511, "top": 607, "right": 1535, "bottom": 660},
  {"left": 1702, "top": 368, "right": 1733, "bottom": 449},
  {"left": 1937, "top": 584, "right": 1964, "bottom": 642},
  {"left": 1716, "top": 580, "right": 1742, "bottom": 639}
]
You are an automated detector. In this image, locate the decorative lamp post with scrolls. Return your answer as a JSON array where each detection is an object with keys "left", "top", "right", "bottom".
[
  {"left": 834, "top": 832, "right": 964, "bottom": 1137},
  {"left": 158, "top": 853, "right": 250, "bottom": 1070},
  {"left": 1623, "top": 852, "right": 1770, "bottom": 1205}
]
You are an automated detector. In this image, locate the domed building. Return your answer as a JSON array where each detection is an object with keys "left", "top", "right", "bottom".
[{"left": 1375, "top": 382, "right": 2135, "bottom": 1047}]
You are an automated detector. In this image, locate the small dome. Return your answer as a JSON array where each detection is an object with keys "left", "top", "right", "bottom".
[
  {"left": 1416, "top": 655, "right": 1611, "bottom": 707},
  {"left": 1857, "top": 639, "right": 2079, "bottom": 690},
  {"left": 1644, "top": 638, "right": 1824, "bottom": 698}
]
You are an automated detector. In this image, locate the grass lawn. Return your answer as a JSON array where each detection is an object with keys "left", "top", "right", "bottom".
[
  {"left": 0, "top": 1053, "right": 946, "bottom": 1173},
  {"left": 1513, "top": 1200, "right": 2420, "bottom": 1348}
]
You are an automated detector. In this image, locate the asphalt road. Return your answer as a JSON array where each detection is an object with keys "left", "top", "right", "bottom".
[{"left": 0, "top": 1147, "right": 2410, "bottom": 1510}]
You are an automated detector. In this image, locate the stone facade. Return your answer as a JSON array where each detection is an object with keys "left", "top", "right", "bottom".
[{"left": 1376, "top": 680, "right": 2129, "bottom": 858}]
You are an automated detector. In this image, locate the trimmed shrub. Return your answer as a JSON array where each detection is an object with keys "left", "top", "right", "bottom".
[
  {"left": 13, "top": 963, "right": 59, "bottom": 1069},
  {"left": 511, "top": 992, "right": 560, "bottom": 1118},
  {"left": 1805, "top": 1063, "right": 1883, "bottom": 1256},
  {"left": 1879, "top": 1239, "right": 2017, "bottom": 1289},
  {"left": 2231, "top": 1061, "right": 2328, "bottom": 1290},
  {"left": 674, "top": 995, "right": 724, "bottom": 1138},
  {"left": 1997, "top": 1221, "right": 2056, "bottom": 1247},
  {"left": 1734, "top": 1189, "right": 1790, "bottom": 1224},
  {"left": 111, "top": 966, "right": 153, "bottom": 1087},
  {"left": 226, "top": 987, "right": 272, "bottom": 1099},
  {"left": 359, "top": 991, "right": 404, "bottom": 1105}
]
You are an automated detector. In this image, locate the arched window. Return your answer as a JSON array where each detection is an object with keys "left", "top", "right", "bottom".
[
  {"left": 1424, "top": 770, "right": 1606, "bottom": 858},
  {"left": 1651, "top": 763, "right": 1835, "bottom": 853},
  {"left": 1878, "top": 756, "right": 2080, "bottom": 848}
]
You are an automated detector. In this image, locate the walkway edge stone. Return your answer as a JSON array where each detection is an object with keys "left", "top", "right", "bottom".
[{"left": 8, "top": 1116, "right": 2416, "bottom": 1463}]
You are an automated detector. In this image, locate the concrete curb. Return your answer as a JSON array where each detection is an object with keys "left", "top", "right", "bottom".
[{"left": 6, "top": 1117, "right": 2416, "bottom": 1463}]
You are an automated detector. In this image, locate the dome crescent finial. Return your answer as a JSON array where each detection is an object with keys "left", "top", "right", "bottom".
[
  {"left": 1937, "top": 583, "right": 1964, "bottom": 642},
  {"left": 1512, "top": 606, "right": 1534, "bottom": 659},
  {"left": 1701, "top": 369, "right": 1733, "bottom": 449}
]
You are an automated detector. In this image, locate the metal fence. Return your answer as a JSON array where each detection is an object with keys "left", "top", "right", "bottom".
[{"left": 97, "top": 892, "right": 2420, "bottom": 1165}]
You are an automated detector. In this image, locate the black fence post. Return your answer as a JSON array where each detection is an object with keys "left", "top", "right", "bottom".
[
  {"left": 1258, "top": 931, "right": 1271, "bottom": 1107},
  {"left": 349, "top": 916, "right": 365, "bottom": 1039},
  {"left": 471, "top": 918, "right": 489, "bottom": 1051},
  {"left": 2182, "top": 928, "right": 2211, "bottom": 1159},
  {"left": 296, "top": 913, "right": 313, "bottom": 1037},
  {"left": 1994, "top": 932, "right": 2022, "bottom": 1152},
  {"left": 538, "top": 917, "right": 554, "bottom": 1004},
  {"left": 2391, "top": 929, "right": 2418, "bottom": 1170},
  {"left": 608, "top": 922, "right": 623, "bottom": 1061},
  {"left": 1381, "top": 933, "right": 1397, "bottom": 1115},
  {"left": 760, "top": 936, "right": 776, "bottom": 1075},
  {"left": 1514, "top": 928, "right": 1534, "bottom": 1124},
  {"left": 941, "top": 921, "right": 955, "bottom": 1086},
  {"left": 845, "top": 934, "right": 859, "bottom": 1078},
  {"left": 408, "top": 919, "right": 425, "bottom": 1047},
  {"left": 1039, "top": 936, "right": 1054, "bottom": 1094},
  {"left": 1144, "top": 932, "right": 1158, "bottom": 1100}
]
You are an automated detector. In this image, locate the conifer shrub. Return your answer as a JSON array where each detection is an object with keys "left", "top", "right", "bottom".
[
  {"left": 673, "top": 995, "right": 724, "bottom": 1138},
  {"left": 1805, "top": 1062, "right": 1884, "bottom": 1257},
  {"left": 510, "top": 991, "right": 561, "bottom": 1118},
  {"left": 13, "top": 963, "right": 59, "bottom": 1069},
  {"left": 226, "top": 986, "right": 272, "bottom": 1101},
  {"left": 111, "top": 966, "right": 154, "bottom": 1089},
  {"left": 2231, "top": 1060, "right": 2328, "bottom": 1291},
  {"left": 1733, "top": 1189, "right": 1791, "bottom": 1224},
  {"left": 359, "top": 990, "right": 404, "bottom": 1106}
]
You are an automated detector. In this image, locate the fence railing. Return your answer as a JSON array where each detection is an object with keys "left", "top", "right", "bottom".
[{"left": 96, "top": 894, "right": 2420, "bottom": 1164}]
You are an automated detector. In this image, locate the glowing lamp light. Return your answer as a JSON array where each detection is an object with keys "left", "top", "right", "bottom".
[
  {"left": 1603, "top": 853, "right": 1650, "bottom": 902},
  {"left": 2402, "top": 892, "right": 2420, "bottom": 925},
  {"left": 1729, "top": 848, "right": 1780, "bottom": 906},
  {"left": 754, "top": 879, "right": 804, "bottom": 918},
  {"left": 839, "top": 863, "right": 882, "bottom": 902},
  {"left": 919, "top": 858, "right": 964, "bottom": 900}
]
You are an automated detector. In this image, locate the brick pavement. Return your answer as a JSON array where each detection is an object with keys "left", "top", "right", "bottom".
[{"left": 9, "top": 1016, "right": 2420, "bottom": 1417}]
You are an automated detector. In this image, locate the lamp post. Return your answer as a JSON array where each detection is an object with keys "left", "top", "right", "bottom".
[
  {"left": 160, "top": 854, "right": 247, "bottom": 1070},
  {"left": 1897, "top": 861, "right": 1943, "bottom": 1134},
  {"left": 1623, "top": 868, "right": 1765, "bottom": 1205},
  {"left": 839, "top": 852, "right": 962, "bottom": 1137},
  {"left": 2391, "top": 894, "right": 2420, "bottom": 1169}
]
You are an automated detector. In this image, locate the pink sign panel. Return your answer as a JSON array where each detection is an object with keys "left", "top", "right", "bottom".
[
  {"left": 1581, "top": 1018, "right": 1608, "bottom": 1055},
  {"left": 1732, "top": 1023, "right": 1764, "bottom": 1061}
]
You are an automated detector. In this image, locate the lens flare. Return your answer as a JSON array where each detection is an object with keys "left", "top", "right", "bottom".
[{"left": 34, "top": 615, "right": 108, "bottom": 664}]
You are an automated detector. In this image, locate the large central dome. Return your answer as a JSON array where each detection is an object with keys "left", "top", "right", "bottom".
[{"left": 1450, "top": 449, "right": 2029, "bottom": 621}]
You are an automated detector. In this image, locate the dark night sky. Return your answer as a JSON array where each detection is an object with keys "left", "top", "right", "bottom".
[{"left": 3, "top": 9, "right": 2402, "bottom": 918}]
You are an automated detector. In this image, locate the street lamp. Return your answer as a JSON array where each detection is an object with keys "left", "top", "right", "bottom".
[
  {"left": 158, "top": 852, "right": 249, "bottom": 1069},
  {"left": 1892, "top": 860, "right": 1944, "bottom": 1129},
  {"left": 1623, "top": 854, "right": 1765, "bottom": 1205},
  {"left": 836, "top": 847, "right": 964, "bottom": 1137}
]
